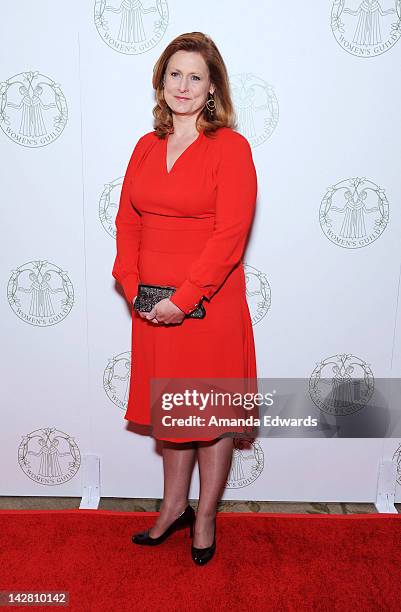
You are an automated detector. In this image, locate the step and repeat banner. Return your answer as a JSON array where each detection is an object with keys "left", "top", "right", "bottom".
[{"left": 2, "top": 1, "right": 401, "bottom": 501}]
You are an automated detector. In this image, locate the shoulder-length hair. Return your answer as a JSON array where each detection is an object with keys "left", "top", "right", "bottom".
[{"left": 152, "top": 32, "right": 236, "bottom": 139}]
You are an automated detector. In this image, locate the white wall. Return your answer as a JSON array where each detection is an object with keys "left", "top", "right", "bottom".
[{"left": 1, "top": 0, "right": 401, "bottom": 501}]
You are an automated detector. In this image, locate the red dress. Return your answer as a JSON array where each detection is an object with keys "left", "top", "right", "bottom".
[{"left": 112, "top": 126, "right": 258, "bottom": 442}]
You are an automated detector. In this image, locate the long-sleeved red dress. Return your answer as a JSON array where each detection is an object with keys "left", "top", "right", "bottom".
[{"left": 112, "top": 126, "right": 258, "bottom": 442}]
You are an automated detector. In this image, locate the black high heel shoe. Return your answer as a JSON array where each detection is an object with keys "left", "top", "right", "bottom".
[
  {"left": 191, "top": 516, "right": 216, "bottom": 565},
  {"left": 132, "top": 504, "right": 195, "bottom": 546}
]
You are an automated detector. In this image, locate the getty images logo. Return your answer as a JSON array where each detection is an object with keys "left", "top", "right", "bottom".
[{"left": 0, "top": 71, "right": 68, "bottom": 147}]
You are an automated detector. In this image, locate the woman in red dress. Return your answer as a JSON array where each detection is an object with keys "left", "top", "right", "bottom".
[{"left": 112, "top": 32, "right": 258, "bottom": 565}]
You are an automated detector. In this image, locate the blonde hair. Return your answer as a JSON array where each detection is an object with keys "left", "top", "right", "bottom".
[{"left": 152, "top": 32, "right": 236, "bottom": 138}]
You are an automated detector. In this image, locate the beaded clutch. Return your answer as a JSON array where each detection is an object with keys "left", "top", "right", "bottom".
[{"left": 133, "top": 283, "right": 206, "bottom": 319}]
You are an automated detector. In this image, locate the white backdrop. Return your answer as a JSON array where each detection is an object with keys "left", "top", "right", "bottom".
[{"left": 1, "top": 0, "right": 401, "bottom": 502}]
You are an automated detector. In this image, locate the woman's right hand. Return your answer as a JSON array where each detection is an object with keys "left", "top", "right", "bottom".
[
  {"left": 144, "top": 298, "right": 185, "bottom": 325},
  {"left": 132, "top": 295, "right": 185, "bottom": 325}
]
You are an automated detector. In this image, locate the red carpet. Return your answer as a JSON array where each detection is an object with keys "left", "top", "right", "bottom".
[{"left": 0, "top": 509, "right": 399, "bottom": 611}]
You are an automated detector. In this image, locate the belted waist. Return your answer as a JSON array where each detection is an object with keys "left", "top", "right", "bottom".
[
  {"left": 140, "top": 212, "right": 215, "bottom": 254},
  {"left": 141, "top": 212, "right": 215, "bottom": 231}
]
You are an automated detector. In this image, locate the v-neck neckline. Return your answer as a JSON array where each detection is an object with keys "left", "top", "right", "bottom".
[{"left": 164, "top": 130, "right": 203, "bottom": 175}]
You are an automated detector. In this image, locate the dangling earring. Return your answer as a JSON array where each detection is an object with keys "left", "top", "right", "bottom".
[{"left": 205, "top": 92, "right": 216, "bottom": 116}]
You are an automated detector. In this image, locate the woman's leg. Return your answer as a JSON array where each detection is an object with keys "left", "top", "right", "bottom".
[
  {"left": 194, "top": 436, "right": 234, "bottom": 547},
  {"left": 149, "top": 441, "right": 197, "bottom": 538}
]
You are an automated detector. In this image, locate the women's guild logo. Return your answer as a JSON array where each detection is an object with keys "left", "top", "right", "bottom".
[
  {"left": 226, "top": 438, "right": 264, "bottom": 489},
  {"left": 392, "top": 443, "right": 401, "bottom": 486},
  {"left": 99, "top": 177, "right": 124, "bottom": 238},
  {"left": 0, "top": 71, "right": 67, "bottom": 147},
  {"left": 94, "top": 0, "right": 169, "bottom": 55},
  {"left": 18, "top": 428, "right": 80, "bottom": 485},
  {"left": 319, "top": 177, "right": 389, "bottom": 248},
  {"left": 331, "top": 0, "right": 401, "bottom": 56},
  {"left": 309, "top": 353, "right": 374, "bottom": 416},
  {"left": 7, "top": 260, "right": 74, "bottom": 326},
  {"left": 244, "top": 263, "right": 271, "bottom": 326},
  {"left": 230, "top": 73, "right": 279, "bottom": 147},
  {"left": 103, "top": 350, "right": 131, "bottom": 409}
]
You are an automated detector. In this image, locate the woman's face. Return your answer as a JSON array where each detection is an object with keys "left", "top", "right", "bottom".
[{"left": 163, "top": 50, "right": 214, "bottom": 119}]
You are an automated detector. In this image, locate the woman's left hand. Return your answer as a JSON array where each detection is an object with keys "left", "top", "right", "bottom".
[{"left": 137, "top": 298, "right": 185, "bottom": 325}]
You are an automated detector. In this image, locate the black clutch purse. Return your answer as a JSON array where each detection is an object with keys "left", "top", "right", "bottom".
[{"left": 133, "top": 283, "right": 206, "bottom": 319}]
